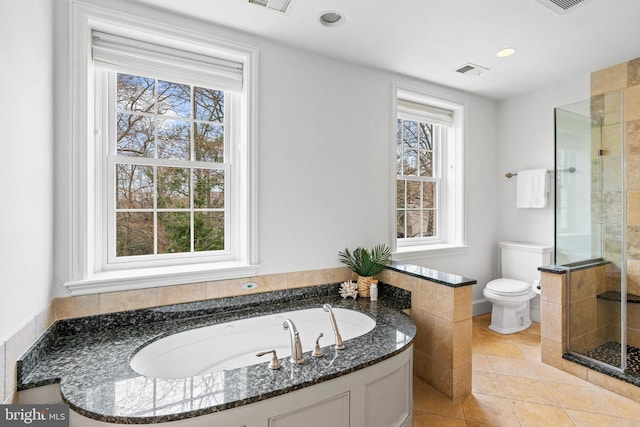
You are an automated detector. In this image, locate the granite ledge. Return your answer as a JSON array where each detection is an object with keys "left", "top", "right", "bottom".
[
  {"left": 597, "top": 291, "right": 640, "bottom": 304},
  {"left": 18, "top": 284, "right": 415, "bottom": 424},
  {"left": 539, "top": 259, "right": 610, "bottom": 274},
  {"left": 386, "top": 261, "right": 476, "bottom": 288}
]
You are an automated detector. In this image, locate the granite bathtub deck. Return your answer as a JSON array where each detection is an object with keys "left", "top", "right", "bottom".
[{"left": 18, "top": 284, "right": 415, "bottom": 424}]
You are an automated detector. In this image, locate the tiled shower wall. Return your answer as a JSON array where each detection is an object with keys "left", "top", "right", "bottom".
[
  {"left": 567, "top": 264, "right": 612, "bottom": 353},
  {"left": 591, "top": 56, "right": 640, "bottom": 349}
]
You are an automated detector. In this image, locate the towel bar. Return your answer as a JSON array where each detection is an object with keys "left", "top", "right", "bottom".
[{"left": 504, "top": 167, "right": 575, "bottom": 179}]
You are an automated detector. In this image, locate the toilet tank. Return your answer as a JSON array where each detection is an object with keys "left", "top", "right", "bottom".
[{"left": 499, "top": 241, "right": 553, "bottom": 284}]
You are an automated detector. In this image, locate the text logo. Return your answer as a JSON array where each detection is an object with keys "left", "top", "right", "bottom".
[{"left": 1, "top": 405, "right": 69, "bottom": 427}]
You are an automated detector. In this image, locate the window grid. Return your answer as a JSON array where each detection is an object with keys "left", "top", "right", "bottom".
[
  {"left": 396, "top": 118, "right": 440, "bottom": 240},
  {"left": 110, "top": 72, "right": 228, "bottom": 262}
]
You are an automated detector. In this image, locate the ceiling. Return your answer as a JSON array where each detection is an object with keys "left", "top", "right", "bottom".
[{"left": 135, "top": 0, "right": 640, "bottom": 100}]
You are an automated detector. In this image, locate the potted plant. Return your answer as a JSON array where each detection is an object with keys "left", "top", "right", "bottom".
[{"left": 338, "top": 244, "right": 391, "bottom": 297}]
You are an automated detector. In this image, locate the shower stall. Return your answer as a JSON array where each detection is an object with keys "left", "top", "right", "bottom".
[{"left": 555, "top": 90, "right": 640, "bottom": 381}]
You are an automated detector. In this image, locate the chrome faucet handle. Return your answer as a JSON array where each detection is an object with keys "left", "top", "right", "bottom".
[
  {"left": 313, "top": 332, "right": 324, "bottom": 358},
  {"left": 256, "top": 349, "right": 282, "bottom": 370}
]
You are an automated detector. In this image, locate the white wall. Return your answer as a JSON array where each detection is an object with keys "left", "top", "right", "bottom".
[
  {"left": 50, "top": 0, "right": 500, "bottom": 306},
  {"left": 0, "top": 0, "right": 54, "bottom": 341},
  {"left": 3, "top": 0, "right": 590, "bottom": 339},
  {"left": 496, "top": 78, "right": 590, "bottom": 320},
  {"left": 496, "top": 78, "right": 590, "bottom": 250}
]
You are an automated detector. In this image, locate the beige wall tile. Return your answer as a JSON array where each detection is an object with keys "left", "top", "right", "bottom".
[
  {"left": 287, "top": 269, "right": 323, "bottom": 288},
  {"left": 569, "top": 298, "right": 596, "bottom": 338},
  {"left": 422, "top": 281, "right": 454, "bottom": 321},
  {"left": 99, "top": 288, "right": 158, "bottom": 314},
  {"left": 627, "top": 155, "right": 640, "bottom": 191},
  {"left": 4, "top": 320, "right": 35, "bottom": 399},
  {"left": 602, "top": 123, "right": 623, "bottom": 154},
  {"left": 603, "top": 155, "right": 623, "bottom": 192},
  {"left": 627, "top": 120, "right": 640, "bottom": 156},
  {"left": 410, "top": 308, "right": 433, "bottom": 355},
  {"left": 626, "top": 85, "right": 640, "bottom": 122},
  {"left": 451, "top": 363, "right": 472, "bottom": 400},
  {"left": 569, "top": 268, "right": 599, "bottom": 302},
  {"left": 627, "top": 224, "right": 640, "bottom": 259},
  {"left": 414, "top": 348, "right": 431, "bottom": 384},
  {"left": 34, "top": 302, "right": 55, "bottom": 337},
  {"left": 157, "top": 282, "right": 207, "bottom": 306},
  {"left": 541, "top": 337, "right": 565, "bottom": 369},
  {"left": 628, "top": 260, "right": 640, "bottom": 295},
  {"left": 379, "top": 270, "right": 413, "bottom": 291},
  {"left": 453, "top": 286, "right": 473, "bottom": 322},
  {"left": 591, "top": 94, "right": 604, "bottom": 126},
  {"left": 629, "top": 304, "right": 640, "bottom": 330},
  {"left": 602, "top": 192, "right": 622, "bottom": 225},
  {"left": 541, "top": 301, "right": 564, "bottom": 343},
  {"left": 628, "top": 57, "right": 640, "bottom": 87},
  {"left": 320, "top": 267, "right": 352, "bottom": 285},
  {"left": 541, "top": 272, "right": 565, "bottom": 304},
  {"left": 430, "top": 363, "right": 453, "bottom": 399},
  {"left": 628, "top": 327, "right": 640, "bottom": 348},
  {"left": 604, "top": 90, "right": 623, "bottom": 125},
  {"left": 591, "top": 63, "right": 628, "bottom": 96},
  {"left": 54, "top": 295, "right": 100, "bottom": 320},
  {"left": 452, "top": 319, "right": 472, "bottom": 368},
  {"left": 207, "top": 278, "right": 246, "bottom": 299},
  {"left": 596, "top": 299, "right": 613, "bottom": 331},
  {"left": 628, "top": 190, "right": 640, "bottom": 225},
  {"left": 431, "top": 315, "right": 453, "bottom": 367}
]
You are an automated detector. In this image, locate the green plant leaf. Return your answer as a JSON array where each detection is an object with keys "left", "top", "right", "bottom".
[{"left": 338, "top": 243, "right": 391, "bottom": 276}]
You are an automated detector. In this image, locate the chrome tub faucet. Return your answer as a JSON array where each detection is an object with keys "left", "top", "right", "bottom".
[{"left": 283, "top": 319, "right": 305, "bottom": 364}]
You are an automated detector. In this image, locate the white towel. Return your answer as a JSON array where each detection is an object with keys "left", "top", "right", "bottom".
[{"left": 516, "top": 169, "right": 548, "bottom": 208}]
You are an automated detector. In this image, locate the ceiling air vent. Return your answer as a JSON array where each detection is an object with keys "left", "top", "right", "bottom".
[
  {"left": 454, "top": 63, "right": 489, "bottom": 77},
  {"left": 533, "top": 0, "right": 593, "bottom": 14},
  {"left": 248, "top": 0, "right": 295, "bottom": 14}
]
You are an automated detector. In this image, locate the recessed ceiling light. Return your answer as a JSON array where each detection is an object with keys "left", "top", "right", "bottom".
[
  {"left": 319, "top": 11, "right": 344, "bottom": 26},
  {"left": 496, "top": 47, "right": 517, "bottom": 58}
]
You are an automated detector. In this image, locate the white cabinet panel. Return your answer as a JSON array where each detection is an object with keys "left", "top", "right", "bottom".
[{"left": 269, "top": 392, "right": 349, "bottom": 427}]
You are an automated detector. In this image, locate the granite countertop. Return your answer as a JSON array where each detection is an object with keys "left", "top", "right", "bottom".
[
  {"left": 18, "top": 284, "right": 415, "bottom": 424},
  {"left": 387, "top": 261, "right": 476, "bottom": 287}
]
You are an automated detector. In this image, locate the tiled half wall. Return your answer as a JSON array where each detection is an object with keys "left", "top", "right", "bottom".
[{"left": 2, "top": 266, "right": 473, "bottom": 403}]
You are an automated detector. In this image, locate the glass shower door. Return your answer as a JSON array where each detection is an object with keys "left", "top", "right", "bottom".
[{"left": 555, "top": 92, "right": 627, "bottom": 374}]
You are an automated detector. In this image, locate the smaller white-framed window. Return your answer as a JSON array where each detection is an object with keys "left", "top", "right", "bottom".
[{"left": 392, "top": 84, "right": 466, "bottom": 257}]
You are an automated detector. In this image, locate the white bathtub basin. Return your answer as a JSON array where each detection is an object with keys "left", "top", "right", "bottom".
[{"left": 130, "top": 307, "right": 376, "bottom": 378}]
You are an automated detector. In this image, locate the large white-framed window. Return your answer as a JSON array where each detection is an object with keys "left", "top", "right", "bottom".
[
  {"left": 392, "top": 84, "right": 466, "bottom": 257},
  {"left": 62, "top": 2, "right": 258, "bottom": 294}
]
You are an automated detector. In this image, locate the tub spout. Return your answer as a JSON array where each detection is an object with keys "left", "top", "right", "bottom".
[
  {"left": 322, "top": 304, "right": 345, "bottom": 350},
  {"left": 282, "top": 319, "right": 304, "bottom": 364}
]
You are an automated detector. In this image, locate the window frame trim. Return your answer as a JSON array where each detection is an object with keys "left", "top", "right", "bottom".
[
  {"left": 63, "top": 1, "right": 259, "bottom": 295},
  {"left": 391, "top": 83, "right": 467, "bottom": 257}
]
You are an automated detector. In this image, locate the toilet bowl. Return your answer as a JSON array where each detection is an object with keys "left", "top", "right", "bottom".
[
  {"left": 484, "top": 241, "right": 552, "bottom": 334},
  {"left": 483, "top": 278, "right": 536, "bottom": 334}
]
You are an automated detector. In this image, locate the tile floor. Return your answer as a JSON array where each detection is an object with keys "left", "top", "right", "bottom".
[{"left": 412, "top": 314, "right": 640, "bottom": 426}]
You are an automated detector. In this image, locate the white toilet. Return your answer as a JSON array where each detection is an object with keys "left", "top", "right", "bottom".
[{"left": 483, "top": 241, "right": 553, "bottom": 334}]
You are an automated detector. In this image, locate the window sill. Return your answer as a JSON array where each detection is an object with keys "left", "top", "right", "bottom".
[
  {"left": 393, "top": 244, "right": 468, "bottom": 261},
  {"left": 63, "top": 262, "right": 260, "bottom": 296}
]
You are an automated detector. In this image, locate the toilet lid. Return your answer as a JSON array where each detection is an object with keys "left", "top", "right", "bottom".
[{"left": 486, "top": 278, "right": 530, "bottom": 295}]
